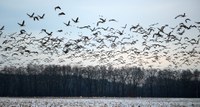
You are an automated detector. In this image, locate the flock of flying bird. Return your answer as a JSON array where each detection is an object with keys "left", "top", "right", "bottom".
[{"left": 0, "top": 5, "right": 200, "bottom": 70}]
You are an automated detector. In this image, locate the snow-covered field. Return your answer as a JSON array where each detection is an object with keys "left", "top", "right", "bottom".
[{"left": 0, "top": 97, "right": 200, "bottom": 107}]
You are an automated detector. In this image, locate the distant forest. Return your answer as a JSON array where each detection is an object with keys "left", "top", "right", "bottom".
[{"left": 0, "top": 64, "right": 199, "bottom": 97}]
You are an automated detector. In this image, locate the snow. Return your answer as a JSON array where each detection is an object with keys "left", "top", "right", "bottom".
[{"left": 0, "top": 97, "right": 200, "bottom": 107}]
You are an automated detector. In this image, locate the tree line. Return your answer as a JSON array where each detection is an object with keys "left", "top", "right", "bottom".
[{"left": 0, "top": 64, "right": 199, "bottom": 97}]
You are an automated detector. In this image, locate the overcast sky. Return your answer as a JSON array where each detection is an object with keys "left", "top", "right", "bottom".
[
  {"left": 0, "top": 0, "right": 200, "bottom": 70},
  {"left": 1, "top": 0, "right": 200, "bottom": 32}
]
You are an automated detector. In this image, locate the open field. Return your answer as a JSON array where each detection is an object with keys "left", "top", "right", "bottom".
[{"left": 0, "top": 97, "right": 200, "bottom": 107}]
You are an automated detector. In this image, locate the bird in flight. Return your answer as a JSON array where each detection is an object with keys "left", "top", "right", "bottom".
[
  {"left": 109, "top": 19, "right": 117, "bottom": 22},
  {"left": 19, "top": 29, "right": 26, "bottom": 35},
  {"left": 174, "top": 13, "right": 186, "bottom": 19},
  {"left": 18, "top": 20, "right": 25, "bottom": 27},
  {"left": 90, "top": 27, "right": 96, "bottom": 32},
  {"left": 27, "top": 13, "right": 35, "bottom": 18},
  {"left": 130, "top": 24, "right": 140, "bottom": 31},
  {"left": 185, "top": 18, "right": 191, "bottom": 23},
  {"left": 41, "top": 29, "right": 47, "bottom": 33},
  {"left": 117, "top": 30, "right": 124, "bottom": 35},
  {"left": 158, "top": 24, "right": 168, "bottom": 33},
  {"left": 122, "top": 24, "right": 127, "bottom": 29},
  {"left": 195, "top": 22, "right": 200, "bottom": 24},
  {"left": 64, "top": 21, "right": 70, "bottom": 26},
  {"left": 78, "top": 25, "right": 91, "bottom": 29},
  {"left": 58, "top": 12, "right": 65, "bottom": 16},
  {"left": 97, "top": 18, "right": 106, "bottom": 26},
  {"left": 72, "top": 17, "right": 79, "bottom": 23},
  {"left": 57, "top": 30, "right": 63, "bottom": 32},
  {"left": 0, "top": 26, "right": 4, "bottom": 30},
  {"left": 55, "top": 6, "right": 61, "bottom": 11},
  {"left": 33, "top": 16, "right": 39, "bottom": 21},
  {"left": 46, "top": 31, "right": 53, "bottom": 36},
  {"left": 38, "top": 14, "right": 45, "bottom": 19},
  {"left": 149, "top": 23, "right": 159, "bottom": 26},
  {"left": 63, "top": 48, "right": 69, "bottom": 54}
]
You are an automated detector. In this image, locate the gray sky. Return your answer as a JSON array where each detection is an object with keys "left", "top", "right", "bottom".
[
  {"left": 0, "top": 0, "right": 200, "bottom": 70},
  {"left": 1, "top": 0, "right": 200, "bottom": 32}
]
